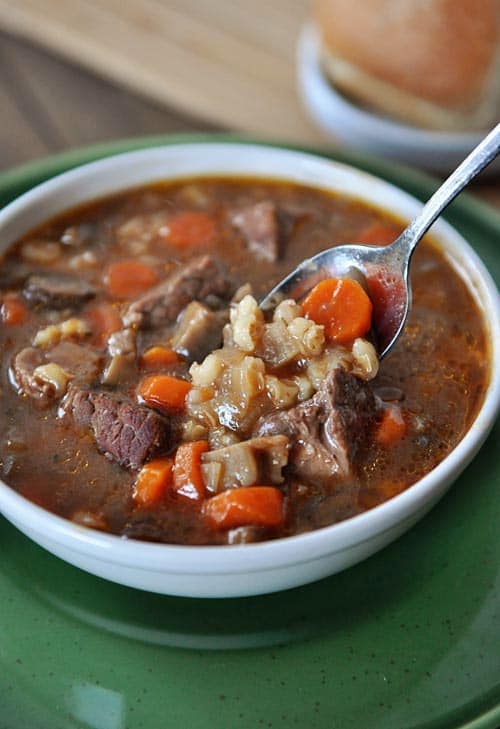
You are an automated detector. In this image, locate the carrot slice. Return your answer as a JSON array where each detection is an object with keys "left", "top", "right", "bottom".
[
  {"left": 173, "top": 440, "right": 209, "bottom": 501},
  {"left": 140, "top": 346, "right": 182, "bottom": 370},
  {"left": 134, "top": 458, "right": 174, "bottom": 507},
  {"left": 203, "top": 486, "right": 284, "bottom": 530},
  {"left": 1, "top": 294, "right": 28, "bottom": 326},
  {"left": 302, "top": 277, "right": 373, "bottom": 344},
  {"left": 166, "top": 211, "right": 217, "bottom": 248},
  {"left": 375, "top": 405, "right": 408, "bottom": 447},
  {"left": 138, "top": 374, "right": 191, "bottom": 412},
  {"left": 358, "top": 221, "right": 401, "bottom": 246},
  {"left": 105, "top": 260, "right": 159, "bottom": 298},
  {"left": 85, "top": 302, "right": 122, "bottom": 346}
]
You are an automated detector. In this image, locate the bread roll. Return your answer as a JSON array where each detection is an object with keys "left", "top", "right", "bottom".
[{"left": 315, "top": 0, "right": 500, "bottom": 131}]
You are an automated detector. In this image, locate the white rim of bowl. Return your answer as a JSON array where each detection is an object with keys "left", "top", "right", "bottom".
[{"left": 0, "top": 142, "right": 498, "bottom": 576}]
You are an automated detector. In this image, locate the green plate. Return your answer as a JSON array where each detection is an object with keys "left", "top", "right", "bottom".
[{"left": 1, "top": 135, "right": 499, "bottom": 729}]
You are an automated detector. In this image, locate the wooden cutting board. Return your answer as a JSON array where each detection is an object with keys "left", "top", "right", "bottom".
[{"left": 0, "top": 0, "right": 324, "bottom": 143}]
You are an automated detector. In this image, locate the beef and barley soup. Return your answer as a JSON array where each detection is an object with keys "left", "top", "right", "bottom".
[{"left": 0, "top": 178, "right": 489, "bottom": 544}]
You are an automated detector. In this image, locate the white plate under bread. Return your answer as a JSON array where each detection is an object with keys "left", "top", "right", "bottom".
[{"left": 297, "top": 23, "right": 499, "bottom": 175}]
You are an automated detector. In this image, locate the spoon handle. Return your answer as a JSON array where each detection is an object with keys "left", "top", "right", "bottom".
[{"left": 401, "top": 123, "right": 500, "bottom": 249}]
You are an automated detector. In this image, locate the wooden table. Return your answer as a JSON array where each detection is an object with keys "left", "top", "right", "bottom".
[{"left": 0, "top": 29, "right": 499, "bottom": 210}]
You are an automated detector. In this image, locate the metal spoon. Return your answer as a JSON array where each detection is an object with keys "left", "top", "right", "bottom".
[{"left": 261, "top": 123, "right": 500, "bottom": 358}]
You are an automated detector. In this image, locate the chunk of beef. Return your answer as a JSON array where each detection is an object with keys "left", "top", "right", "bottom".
[
  {"left": 9, "top": 347, "right": 44, "bottom": 403},
  {"left": 231, "top": 201, "right": 279, "bottom": 262},
  {"left": 202, "top": 435, "right": 289, "bottom": 491},
  {"left": 121, "top": 510, "right": 205, "bottom": 544},
  {"left": 61, "top": 387, "right": 171, "bottom": 469},
  {"left": 122, "top": 516, "right": 173, "bottom": 543},
  {"left": 23, "top": 273, "right": 96, "bottom": 309},
  {"left": 10, "top": 342, "right": 104, "bottom": 408},
  {"left": 123, "top": 255, "right": 233, "bottom": 329},
  {"left": 50, "top": 342, "right": 103, "bottom": 379},
  {"left": 62, "top": 385, "right": 95, "bottom": 427},
  {"left": 255, "top": 367, "right": 378, "bottom": 485},
  {"left": 122, "top": 515, "right": 269, "bottom": 545},
  {"left": 171, "top": 301, "right": 227, "bottom": 362}
]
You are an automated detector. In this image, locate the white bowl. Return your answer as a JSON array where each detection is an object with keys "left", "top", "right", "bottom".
[
  {"left": 297, "top": 23, "right": 500, "bottom": 175},
  {"left": 0, "top": 143, "right": 498, "bottom": 598}
]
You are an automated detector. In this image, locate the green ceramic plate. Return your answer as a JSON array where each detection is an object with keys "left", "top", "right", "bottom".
[{"left": 0, "top": 135, "right": 499, "bottom": 729}]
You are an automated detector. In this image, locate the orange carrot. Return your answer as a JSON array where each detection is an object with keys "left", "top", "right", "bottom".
[
  {"left": 138, "top": 374, "right": 191, "bottom": 412},
  {"left": 165, "top": 211, "right": 217, "bottom": 248},
  {"left": 203, "top": 486, "right": 284, "bottom": 530},
  {"left": 375, "top": 405, "right": 408, "bottom": 447},
  {"left": 302, "top": 277, "right": 373, "bottom": 344},
  {"left": 105, "top": 260, "right": 159, "bottom": 298},
  {"left": 85, "top": 302, "right": 122, "bottom": 345},
  {"left": 358, "top": 221, "right": 401, "bottom": 246},
  {"left": 134, "top": 457, "right": 174, "bottom": 507},
  {"left": 173, "top": 440, "right": 209, "bottom": 501},
  {"left": 140, "top": 346, "right": 182, "bottom": 370},
  {"left": 1, "top": 294, "right": 28, "bottom": 326}
]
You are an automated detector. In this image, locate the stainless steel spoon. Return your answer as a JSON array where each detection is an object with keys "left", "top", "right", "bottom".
[{"left": 261, "top": 123, "right": 500, "bottom": 358}]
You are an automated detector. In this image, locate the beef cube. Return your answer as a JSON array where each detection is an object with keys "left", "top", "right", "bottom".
[
  {"left": 23, "top": 273, "right": 96, "bottom": 309},
  {"left": 122, "top": 510, "right": 203, "bottom": 544},
  {"left": 122, "top": 517, "right": 171, "bottom": 543},
  {"left": 9, "top": 347, "right": 45, "bottom": 404},
  {"left": 231, "top": 201, "right": 279, "bottom": 262},
  {"left": 255, "top": 367, "right": 378, "bottom": 485},
  {"left": 123, "top": 255, "right": 233, "bottom": 329},
  {"left": 61, "top": 387, "right": 171, "bottom": 469},
  {"left": 49, "top": 342, "right": 104, "bottom": 381},
  {"left": 171, "top": 301, "right": 227, "bottom": 362},
  {"left": 62, "top": 385, "right": 96, "bottom": 427},
  {"left": 10, "top": 342, "right": 103, "bottom": 408}
]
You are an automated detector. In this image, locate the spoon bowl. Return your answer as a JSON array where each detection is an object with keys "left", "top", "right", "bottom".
[
  {"left": 262, "top": 124, "right": 500, "bottom": 358},
  {"left": 260, "top": 239, "right": 409, "bottom": 358}
]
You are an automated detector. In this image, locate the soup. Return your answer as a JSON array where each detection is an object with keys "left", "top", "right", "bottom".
[{"left": 0, "top": 178, "right": 489, "bottom": 544}]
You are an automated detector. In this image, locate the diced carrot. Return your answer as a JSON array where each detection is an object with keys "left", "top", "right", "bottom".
[
  {"left": 302, "top": 277, "right": 373, "bottom": 344},
  {"left": 140, "top": 346, "right": 182, "bottom": 370},
  {"left": 138, "top": 374, "right": 191, "bottom": 412},
  {"left": 1, "top": 294, "right": 28, "bottom": 326},
  {"left": 172, "top": 440, "right": 209, "bottom": 501},
  {"left": 375, "top": 405, "right": 408, "bottom": 447},
  {"left": 85, "top": 302, "right": 123, "bottom": 345},
  {"left": 203, "top": 486, "right": 284, "bottom": 530},
  {"left": 105, "top": 260, "right": 159, "bottom": 298},
  {"left": 358, "top": 221, "right": 401, "bottom": 246},
  {"left": 134, "top": 457, "right": 174, "bottom": 507},
  {"left": 165, "top": 211, "right": 217, "bottom": 248}
]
